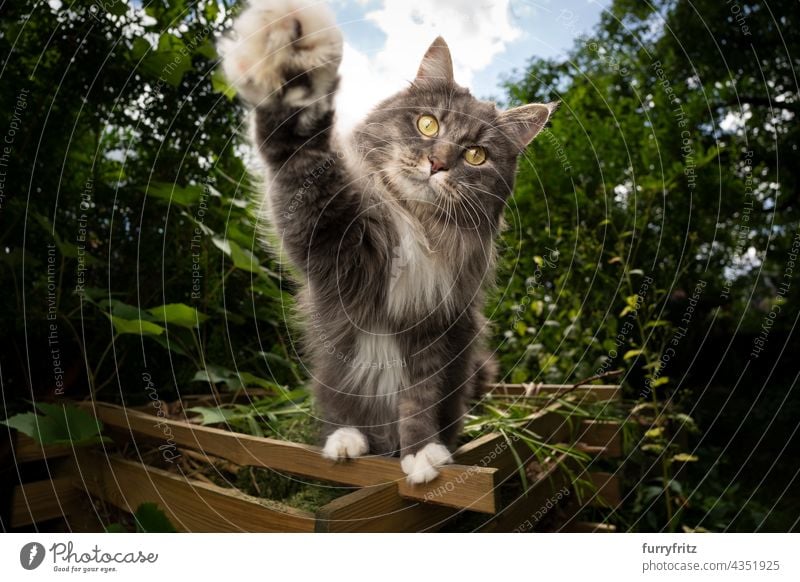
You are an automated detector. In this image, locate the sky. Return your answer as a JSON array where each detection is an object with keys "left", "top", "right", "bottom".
[{"left": 330, "top": 0, "right": 611, "bottom": 129}]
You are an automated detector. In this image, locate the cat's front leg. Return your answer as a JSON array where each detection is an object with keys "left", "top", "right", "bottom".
[
  {"left": 219, "top": 0, "right": 342, "bottom": 127},
  {"left": 398, "top": 382, "right": 454, "bottom": 485},
  {"left": 321, "top": 427, "right": 369, "bottom": 461}
]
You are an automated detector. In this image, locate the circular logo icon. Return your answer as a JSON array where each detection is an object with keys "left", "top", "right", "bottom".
[{"left": 20, "top": 542, "right": 46, "bottom": 570}]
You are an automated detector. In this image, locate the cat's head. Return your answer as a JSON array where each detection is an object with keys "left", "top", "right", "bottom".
[{"left": 353, "top": 37, "right": 557, "bottom": 230}]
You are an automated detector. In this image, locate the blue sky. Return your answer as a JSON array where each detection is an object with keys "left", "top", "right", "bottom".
[{"left": 330, "top": 0, "right": 610, "bottom": 128}]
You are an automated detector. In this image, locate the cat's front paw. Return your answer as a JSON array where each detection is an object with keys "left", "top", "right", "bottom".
[
  {"left": 321, "top": 427, "right": 369, "bottom": 461},
  {"left": 400, "top": 442, "right": 453, "bottom": 485},
  {"left": 219, "top": 0, "right": 343, "bottom": 106}
]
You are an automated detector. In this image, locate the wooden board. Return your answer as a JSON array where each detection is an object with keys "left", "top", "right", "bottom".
[
  {"left": 315, "top": 484, "right": 455, "bottom": 533},
  {"left": 15, "top": 435, "right": 73, "bottom": 463},
  {"left": 480, "top": 453, "right": 573, "bottom": 532},
  {"left": 88, "top": 402, "right": 498, "bottom": 514},
  {"left": 579, "top": 420, "right": 623, "bottom": 457},
  {"left": 456, "top": 410, "right": 622, "bottom": 473},
  {"left": 11, "top": 477, "right": 82, "bottom": 527},
  {"left": 75, "top": 451, "right": 315, "bottom": 532},
  {"left": 562, "top": 521, "right": 617, "bottom": 533},
  {"left": 588, "top": 471, "right": 621, "bottom": 508}
]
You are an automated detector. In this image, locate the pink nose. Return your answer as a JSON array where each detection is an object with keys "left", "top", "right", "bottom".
[{"left": 428, "top": 155, "right": 449, "bottom": 174}]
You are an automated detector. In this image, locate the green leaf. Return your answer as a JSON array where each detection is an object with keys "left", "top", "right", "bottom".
[
  {"left": 1, "top": 403, "right": 108, "bottom": 446},
  {"left": 147, "top": 303, "right": 208, "bottom": 328},
  {"left": 212, "top": 237, "right": 261, "bottom": 273},
  {"left": 134, "top": 503, "right": 177, "bottom": 533},
  {"left": 109, "top": 315, "right": 165, "bottom": 336},
  {"left": 645, "top": 427, "right": 664, "bottom": 439},
  {"left": 147, "top": 182, "right": 206, "bottom": 206},
  {"left": 104, "top": 1, "right": 127, "bottom": 17},
  {"left": 186, "top": 406, "right": 237, "bottom": 425},
  {"left": 211, "top": 68, "right": 236, "bottom": 100},
  {"left": 623, "top": 349, "right": 643, "bottom": 360},
  {"left": 1, "top": 412, "right": 39, "bottom": 441},
  {"left": 139, "top": 33, "right": 192, "bottom": 87},
  {"left": 99, "top": 299, "right": 150, "bottom": 321},
  {"left": 192, "top": 364, "right": 243, "bottom": 391},
  {"left": 671, "top": 453, "right": 699, "bottom": 463},
  {"left": 238, "top": 372, "right": 282, "bottom": 391}
]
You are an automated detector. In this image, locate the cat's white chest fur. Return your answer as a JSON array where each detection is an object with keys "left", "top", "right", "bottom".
[
  {"left": 345, "top": 332, "right": 406, "bottom": 410},
  {"left": 386, "top": 216, "right": 453, "bottom": 318}
]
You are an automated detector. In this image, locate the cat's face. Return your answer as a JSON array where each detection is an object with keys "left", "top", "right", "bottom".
[{"left": 354, "top": 37, "right": 556, "bottom": 230}]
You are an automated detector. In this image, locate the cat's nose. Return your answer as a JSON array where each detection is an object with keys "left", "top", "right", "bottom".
[{"left": 428, "top": 155, "right": 449, "bottom": 174}]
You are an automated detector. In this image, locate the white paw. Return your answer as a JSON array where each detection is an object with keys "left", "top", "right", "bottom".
[
  {"left": 219, "top": 0, "right": 343, "bottom": 106},
  {"left": 321, "top": 427, "right": 369, "bottom": 461},
  {"left": 400, "top": 442, "right": 453, "bottom": 485}
]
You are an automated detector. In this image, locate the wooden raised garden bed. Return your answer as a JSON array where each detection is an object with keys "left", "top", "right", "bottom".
[{"left": 7, "top": 382, "right": 625, "bottom": 533}]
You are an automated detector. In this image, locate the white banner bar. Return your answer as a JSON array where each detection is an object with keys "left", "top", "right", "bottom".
[{"left": 1, "top": 533, "right": 796, "bottom": 581}]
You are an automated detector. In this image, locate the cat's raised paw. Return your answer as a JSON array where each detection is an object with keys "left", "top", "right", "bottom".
[
  {"left": 321, "top": 427, "right": 369, "bottom": 461},
  {"left": 400, "top": 442, "right": 453, "bottom": 485},
  {"left": 219, "top": 0, "right": 342, "bottom": 106}
]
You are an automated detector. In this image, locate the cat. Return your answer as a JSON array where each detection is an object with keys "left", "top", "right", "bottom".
[{"left": 220, "top": 0, "right": 557, "bottom": 484}]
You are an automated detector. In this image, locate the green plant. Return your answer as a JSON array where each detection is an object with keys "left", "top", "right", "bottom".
[{"left": 2, "top": 402, "right": 109, "bottom": 447}]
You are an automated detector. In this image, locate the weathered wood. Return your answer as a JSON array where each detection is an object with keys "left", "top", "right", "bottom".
[
  {"left": 588, "top": 471, "right": 621, "bottom": 508},
  {"left": 315, "top": 484, "right": 455, "bottom": 532},
  {"left": 15, "top": 435, "right": 72, "bottom": 463},
  {"left": 480, "top": 453, "right": 573, "bottom": 532},
  {"left": 487, "top": 383, "right": 621, "bottom": 401},
  {"left": 89, "top": 402, "right": 498, "bottom": 514},
  {"left": 457, "top": 411, "right": 622, "bottom": 473},
  {"left": 580, "top": 420, "right": 623, "bottom": 457},
  {"left": 562, "top": 521, "right": 617, "bottom": 533},
  {"left": 75, "top": 451, "right": 315, "bottom": 532},
  {"left": 11, "top": 477, "right": 81, "bottom": 527}
]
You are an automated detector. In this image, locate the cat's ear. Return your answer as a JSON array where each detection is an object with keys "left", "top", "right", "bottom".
[
  {"left": 498, "top": 102, "right": 560, "bottom": 151},
  {"left": 415, "top": 36, "right": 454, "bottom": 85}
]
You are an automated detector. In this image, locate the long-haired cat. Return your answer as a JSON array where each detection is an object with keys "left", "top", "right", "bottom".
[{"left": 221, "top": 0, "right": 556, "bottom": 484}]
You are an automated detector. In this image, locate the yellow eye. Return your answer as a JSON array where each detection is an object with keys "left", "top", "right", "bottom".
[
  {"left": 417, "top": 114, "right": 439, "bottom": 137},
  {"left": 463, "top": 146, "right": 486, "bottom": 165}
]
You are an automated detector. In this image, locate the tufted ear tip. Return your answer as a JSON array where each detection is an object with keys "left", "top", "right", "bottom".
[
  {"left": 415, "top": 37, "right": 454, "bottom": 85},
  {"left": 499, "top": 101, "right": 560, "bottom": 151}
]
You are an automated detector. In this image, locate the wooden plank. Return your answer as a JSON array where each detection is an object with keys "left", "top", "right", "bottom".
[
  {"left": 15, "top": 435, "right": 72, "bottom": 463},
  {"left": 11, "top": 477, "right": 81, "bottom": 527},
  {"left": 480, "top": 453, "right": 572, "bottom": 532},
  {"left": 75, "top": 451, "right": 315, "bottom": 532},
  {"left": 88, "top": 402, "right": 498, "bottom": 514},
  {"left": 315, "top": 484, "right": 455, "bottom": 533},
  {"left": 588, "top": 471, "right": 621, "bottom": 508},
  {"left": 487, "top": 383, "right": 621, "bottom": 401},
  {"left": 454, "top": 405, "right": 574, "bottom": 484},
  {"left": 562, "top": 521, "right": 617, "bottom": 533},
  {"left": 579, "top": 420, "right": 623, "bottom": 457}
]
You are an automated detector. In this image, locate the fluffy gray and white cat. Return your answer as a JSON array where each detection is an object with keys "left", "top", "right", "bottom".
[{"left": 221, "top": 0, "right": 556, "bottom": 484}]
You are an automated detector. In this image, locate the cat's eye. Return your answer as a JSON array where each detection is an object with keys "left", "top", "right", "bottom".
[
  {"left": 417, "top": 114, "right": 439, "bottom": 137},
  {"left": 463, "top": 146, "right": 487, "bottom": 166}
]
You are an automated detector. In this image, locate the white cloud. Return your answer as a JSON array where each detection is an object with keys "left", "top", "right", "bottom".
[{"left": 335, "top": 0, "right": 520, "bottom": 132}]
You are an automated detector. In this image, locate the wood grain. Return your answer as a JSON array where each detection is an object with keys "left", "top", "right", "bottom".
[
  {"left": 89, "top": 402, "right": 498, "bottom": 514},
  {"left": 75, "top": 451, "right": 315, "bottom": 532},
  {"left": 315, "top": 483, "right": 456, "bottom": 532},
  {"left": 11, "top": 477, "right": 81, "bottom": 527},
  {"left": 15, "top": 435, "right": 72, "bottom": 463}
]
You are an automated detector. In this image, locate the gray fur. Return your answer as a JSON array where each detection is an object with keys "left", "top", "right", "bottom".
[{"left": 245, "top": 33, "right": 555, "bottom": 457}]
